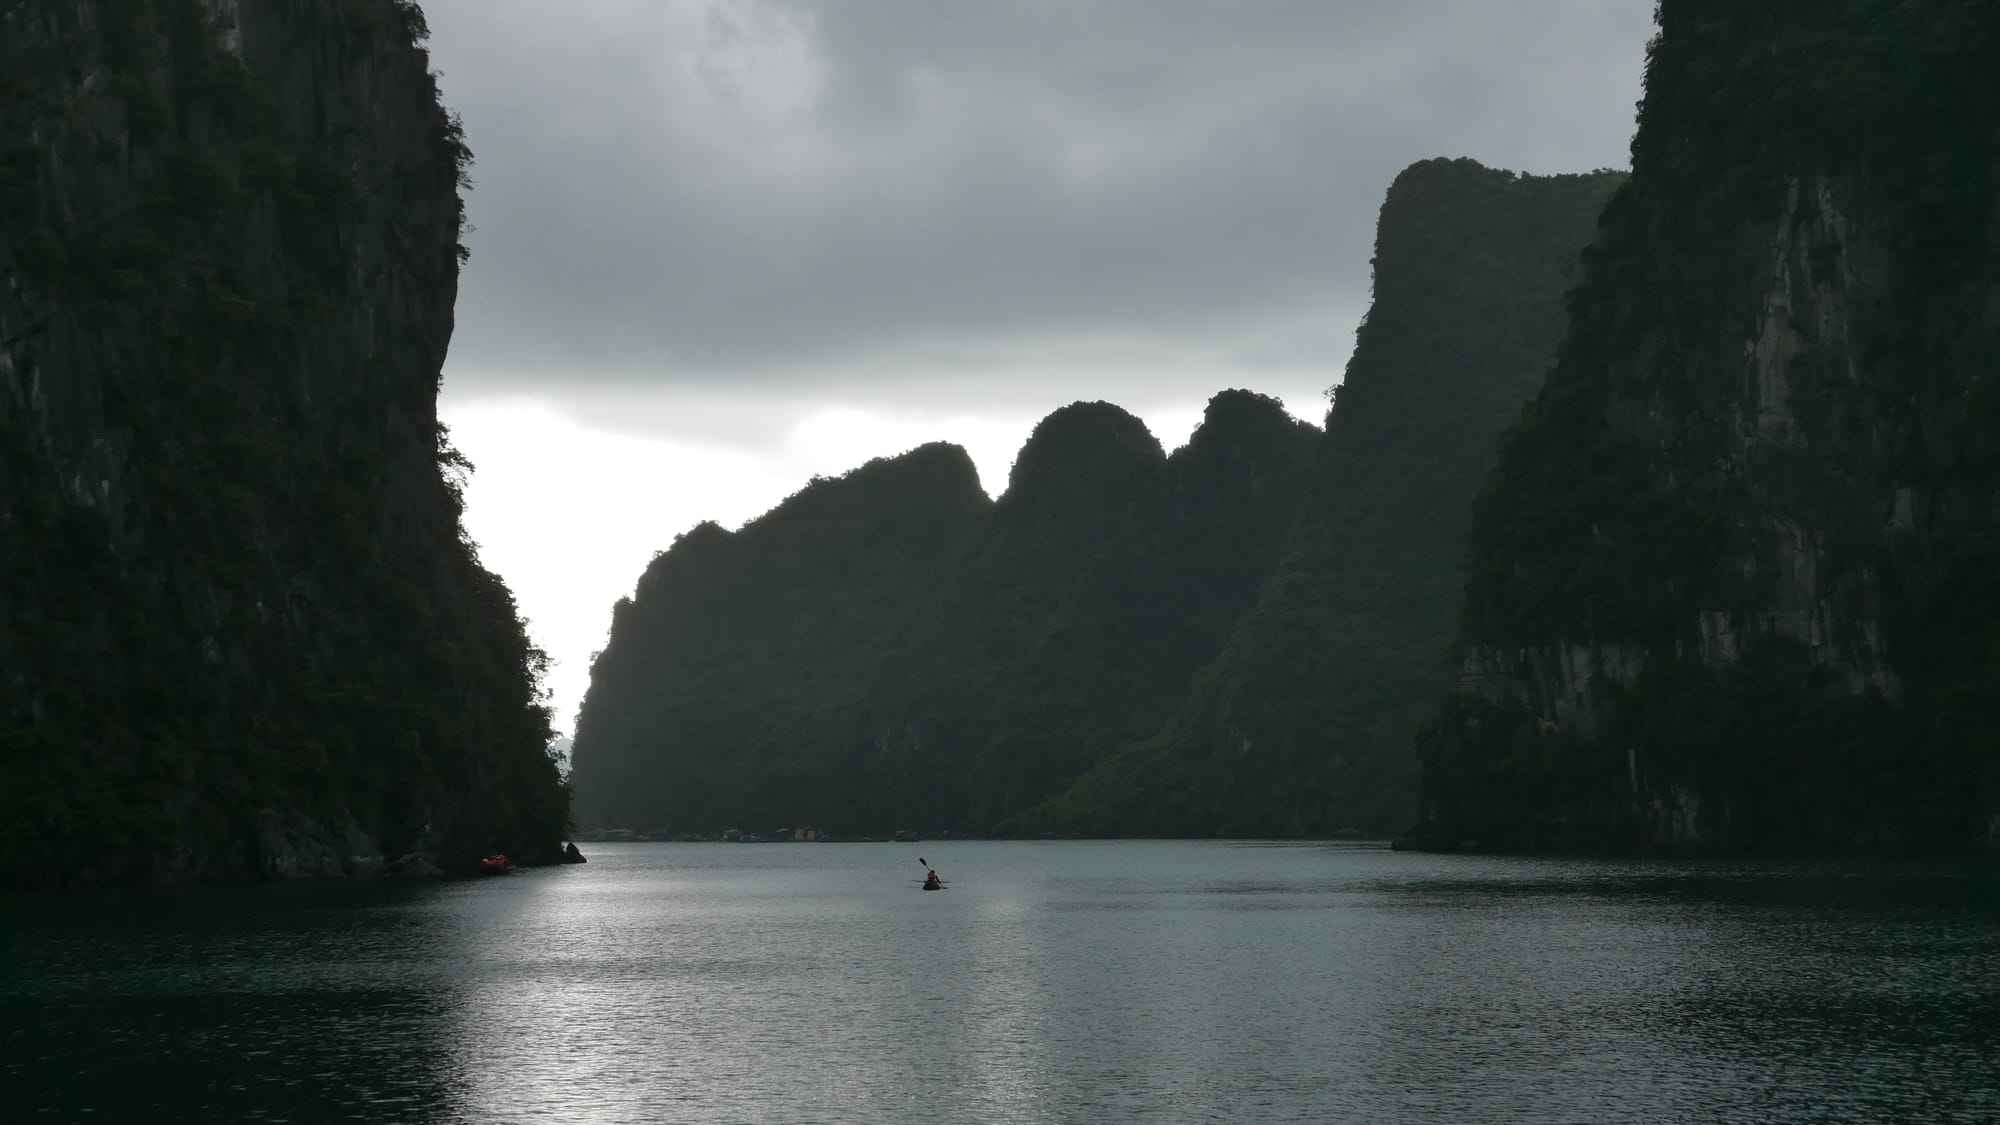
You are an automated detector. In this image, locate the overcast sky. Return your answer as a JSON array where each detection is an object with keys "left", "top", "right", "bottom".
[{"left": 423, "top": 0, "right": 1656, "bottom": 736}]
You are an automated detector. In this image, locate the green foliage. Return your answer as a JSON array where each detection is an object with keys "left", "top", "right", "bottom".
[
  {"left": 391, "top": 0, "right": 433, "bottom": 47},
  {"left": 99, "top": 0, "right": 161, "bottom": 76},
  {"left": 15, "top": 227, "right": 65, "bottom": 281},
  {"left": 0, "top": 144, "right": 41, "bottom": 222},
  {"left": 436, "top": 108, "right": 473, "bottom": 191}
]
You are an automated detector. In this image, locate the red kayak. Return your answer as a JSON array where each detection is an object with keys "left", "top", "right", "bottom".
[{"left": 477, "top": 854, "right": 512, "bottom": 875}]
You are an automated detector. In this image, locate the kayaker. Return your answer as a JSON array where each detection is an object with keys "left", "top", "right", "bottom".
[{"left": 923, "top": 868, "right": 941, "bottom": 889}]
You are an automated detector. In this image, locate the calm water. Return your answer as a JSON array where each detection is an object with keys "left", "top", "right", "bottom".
[{"left": 4, "top": 841, "right": 1997, "bottom": 1123}]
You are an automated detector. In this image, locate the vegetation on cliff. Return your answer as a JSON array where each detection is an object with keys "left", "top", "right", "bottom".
[
  {"left": 1030, "top": 161, "right": 1625, "bottom": 838},
  {"left": 1417, "top": 0, "right": 2000, "bottom": 850},
  {"left": 0, "top": 0, "right": 567, "bottom": 884}
]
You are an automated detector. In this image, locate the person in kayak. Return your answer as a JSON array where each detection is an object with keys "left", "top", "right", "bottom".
[{"left": 923, "top": 869, "right": 942, "bottom": 890}]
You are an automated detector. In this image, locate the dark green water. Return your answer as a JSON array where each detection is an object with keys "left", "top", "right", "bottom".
[{"left": 5, "top": 841, "right": 1997, "bottom": 1123}]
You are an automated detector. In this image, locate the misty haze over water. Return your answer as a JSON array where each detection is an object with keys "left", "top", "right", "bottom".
[{"left": 6, "top": 842, "right": 1996, "bottom": 1122}]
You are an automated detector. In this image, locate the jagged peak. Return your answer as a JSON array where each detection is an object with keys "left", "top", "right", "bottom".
[
  {"left": 1003, "top": 401, "right": 1164, "bottom": 503},
  {"left": 1185, "top": 389, "right": 1315, "bottom": 446},
  {"left": 672, "top": 519, "right": 734, "bottom": 549},
  {"left": 732, "top": 440, "right": 989, "bottom": 540},
  {"left": 835, "top": 440, "right": 984, "bottom": 498},
  {"left": 632, "top": 520, "right": 734, "bottom": 598},
  {"left": 1386, "top": 155, "right": 1512, "bottom": 193},
  {"left": 1373, "top": 158, "right": 1626, "bottom": 263},
  {"left": 1385, "top": 155, "right": 1618, "bottom": 198},
  {"left": 645, "top": 444, "right": 989, "bottom": 606}
]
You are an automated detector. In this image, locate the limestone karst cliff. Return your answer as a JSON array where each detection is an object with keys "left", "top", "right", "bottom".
[
  {"left": 1414, "top": 0, "right": 2000, "bottom": 851},
  {"left": 1030, "top": 159, "right": 1624, "bottom": 838},
  {"left": 0, "top": 0, "right": 568, "bottom": 884},
  {"left": 861, "top": 393, "right": 1319, "bottom": 834}
]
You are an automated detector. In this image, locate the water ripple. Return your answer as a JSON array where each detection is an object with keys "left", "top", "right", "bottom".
[{"left": 4, "top": 842, "right": 1996, "bottom": 1122}]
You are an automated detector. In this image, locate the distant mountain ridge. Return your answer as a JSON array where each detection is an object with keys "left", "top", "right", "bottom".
[{"left": 568, "top": 391, "right": 1318, "bottom": 834}]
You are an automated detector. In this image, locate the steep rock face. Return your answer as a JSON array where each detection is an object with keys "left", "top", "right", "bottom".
[
  {"left": 1416, "top": 0, "right": 2000, "bottom": 851},
  {"left": 1033, "top": 160, "right": 1623, "bottom": 837},
  {"left": 0, "top": 0, "right": 566, "bottom": 884},
  {"left": 568, "top": 443, "right": 991, "bottom": 830}
]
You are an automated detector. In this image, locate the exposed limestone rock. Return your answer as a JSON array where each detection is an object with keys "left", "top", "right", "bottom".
[{"left": 1415, "top": 0, "right": 2000, "bottom": 852}]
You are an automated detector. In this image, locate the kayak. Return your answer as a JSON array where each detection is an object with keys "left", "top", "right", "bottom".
[{"left": 921, "top": 883, "right": 946, "bottom": 891}]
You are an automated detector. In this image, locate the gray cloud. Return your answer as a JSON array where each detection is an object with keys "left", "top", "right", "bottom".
[{"left": 423, "top": 0, "right": 1652, "bottom": 413}]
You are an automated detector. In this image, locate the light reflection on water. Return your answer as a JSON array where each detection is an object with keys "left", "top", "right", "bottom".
[{"left": 4, "top": 842, "right": 1997, "bottom": 1123}]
